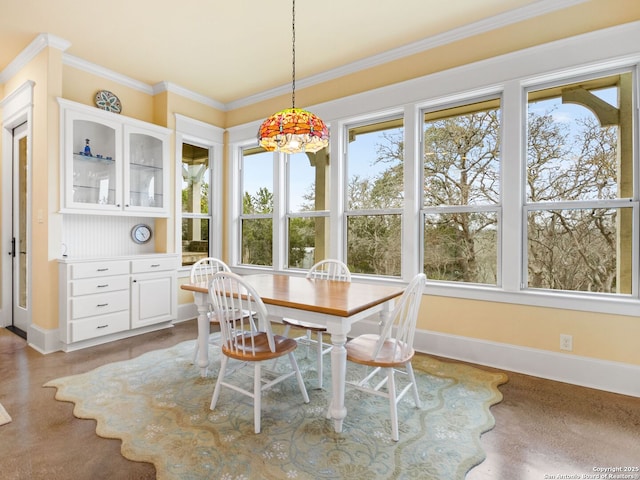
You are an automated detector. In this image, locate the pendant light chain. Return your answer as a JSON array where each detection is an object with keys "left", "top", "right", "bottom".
[
  {"left": 256, "top": 0, "right": 328, "bottom": 153},
  {"left": 291, "top": 0, "right": 296, "bottom": 109}
]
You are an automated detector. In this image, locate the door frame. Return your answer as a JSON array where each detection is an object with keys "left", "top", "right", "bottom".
[{"left": 1, "top": 81, "right": 34, "bottom": 329}]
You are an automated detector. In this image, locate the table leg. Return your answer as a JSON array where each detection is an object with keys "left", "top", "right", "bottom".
[
  {"left": 194, "top": 292, "right": 210, "bottom": 377},
  {"left": 327, "top": 332, "right": 348, "bottom": 432},
  {"left": 378, "top": 298, "right": 394, "bottom": 334}
]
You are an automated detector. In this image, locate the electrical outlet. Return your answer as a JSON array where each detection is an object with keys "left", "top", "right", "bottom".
[{"left": 560, "top": 334, "right": 573, "bottom": 351}]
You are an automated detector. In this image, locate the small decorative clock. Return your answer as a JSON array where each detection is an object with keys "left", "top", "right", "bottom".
[
  {"left": 131, "top": 224, "right": 152, "bottom": 244},
  {"left": 94, "top": 90, "right": 122, "bottom": 114}
]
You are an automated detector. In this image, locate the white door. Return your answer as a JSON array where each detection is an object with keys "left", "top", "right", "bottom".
[{"left": 11, "top": 123, "right": 29, "bottom": 334}]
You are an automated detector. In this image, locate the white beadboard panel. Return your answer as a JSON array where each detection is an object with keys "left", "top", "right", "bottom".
[{"left": 61, "top": 215, "right": 156, "bottom": 257}]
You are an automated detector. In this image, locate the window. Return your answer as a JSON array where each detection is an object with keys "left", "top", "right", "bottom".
[
  {"left": 525, "top": 72, "right": 635, "bottom": 294},
  {"left": 226, "top": 25, "right": 640, "bottom": 316},
  {"left": 240, "top": 147, "right": 273, "bottom": 266},
  {"left": 345, "top": 118, "right": 404, "bottom": 276},
  {"left": 181, "top": 143, "right": 211, "bottom": 267},
  {"left": 286, "top": 150, "right": 330, "bottom": 269},
  {"left": 421, "top": 99, "right": 501, "bottom": 285}
]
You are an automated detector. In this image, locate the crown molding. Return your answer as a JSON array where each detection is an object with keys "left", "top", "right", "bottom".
[
  {"left": 225, "top": 0, "right": 590, "bottom": 110},
  {"left": 63, "top": 54, "right": 154, "bottom": 94},
  {"left": 175, "top": 113, "right": 225, "bottom": 140},
  {"left": 154, "top": 82, "right": 226, "bottom": 111},
  {"left": 0, "top": 33, "right": 70, "bottom": 84}
]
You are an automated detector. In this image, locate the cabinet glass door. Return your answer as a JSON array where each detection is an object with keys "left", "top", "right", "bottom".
[
  {"left": 128, "top": 132, "right": 164, "bottom": 209},
  {"left": 72, "top": 119, "right": 118, "bottom": 207}
]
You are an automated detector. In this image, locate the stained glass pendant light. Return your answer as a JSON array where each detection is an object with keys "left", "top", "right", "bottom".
[{"left": 257, "top": 0, "right": 329, "bottom": 154}]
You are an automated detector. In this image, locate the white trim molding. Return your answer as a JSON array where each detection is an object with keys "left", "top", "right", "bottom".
[
  {"left": 27, "top": 325, "right": 60, "bottom": 355},
  {"left": 0, "top": 34, "right": 70, "bottom": 85},
  {"left": 156, "top": 82, "right": 226, "bottom": 111},
  {"left": 1, "top": 81, "right": 35, "bottom": 330},
  {"left": 63, "top": 54, "right": 153, "bottom": 94},
  {"left": 349, "top": 319, "right": 640, "bottom": 398}
]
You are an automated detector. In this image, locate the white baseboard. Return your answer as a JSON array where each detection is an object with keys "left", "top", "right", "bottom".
[
  {"left": 60, "top": 322, "right": 174, "bottom": 352},
  {"left": 27, "top": 324, "right": 61, "bottom": 354},
  {"left": 27, "top": 322, "right": 174, "bottom": 353},
  {"left": 349, "top": 320, "right": 640, "bottom": 398}
]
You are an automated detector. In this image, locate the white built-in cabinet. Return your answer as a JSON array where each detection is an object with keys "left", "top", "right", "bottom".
[
  {"left": 58, "top": 98, "right": 171, "bottom": 217},
  {"left": 56, "top": 99, "right": 178, "bottom": 351},
  {"left": 58, "top": 255, "right": 178, "bottom": 351}
]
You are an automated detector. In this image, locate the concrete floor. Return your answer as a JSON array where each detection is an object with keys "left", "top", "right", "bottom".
[{"left": 1, "top": 321, "right": 639, "bottom": 480}]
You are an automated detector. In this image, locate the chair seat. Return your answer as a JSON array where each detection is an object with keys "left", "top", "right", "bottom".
[
  {"left": 222, "top": 332, "right": 298, "bottom": 362},
  {"left": 346, "top": 333, "right": 415, "bottom": 367},
  {"left": 281, "top": 317, "right": 327, "bottom": 332}
]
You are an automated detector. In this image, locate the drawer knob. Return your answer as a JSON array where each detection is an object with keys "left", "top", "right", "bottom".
[
  {"left": 97, "top": 268, "right": 109, "bottom": 272},
  {"left": 96, "top": 324, "right": 109, "bottom": 329},
  {"left": 150, "top": 264, "right": 160, "bottom": 267},
  {"left": 97, "top": 303, "right": 108, "bottom": 307},
  {"left": 97, "top": 284, "right": 109, "bottom": 288}
]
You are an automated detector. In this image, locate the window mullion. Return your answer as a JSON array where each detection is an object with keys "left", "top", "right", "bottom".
[
  {"left": 502, "top": 81, "right": 524, "bottom": 292},
  {"left": 273, "top": 151, "right": 286, "bottom": 270},
  {"left": 403, "top": 103, "right": 419, "bottom": 282}
]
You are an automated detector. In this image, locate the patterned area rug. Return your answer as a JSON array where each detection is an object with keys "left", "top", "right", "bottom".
[
  {"left": 0, "top": 402, "right": 11, "bottom": 426},
  {"left": 44, "top": 338, "right": 507, "bottom": 480}
]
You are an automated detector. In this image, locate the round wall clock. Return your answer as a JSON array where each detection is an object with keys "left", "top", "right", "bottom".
[
  {"left": 131, "top": 224, "right": 152, "bottom": 244},
  {"left": 95, "top": 90, "right": 122, "bottom": 114}
]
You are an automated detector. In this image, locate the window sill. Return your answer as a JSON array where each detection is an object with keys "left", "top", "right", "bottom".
[{"left": 425, "top": 281, "right": 640, "bottom": 317}]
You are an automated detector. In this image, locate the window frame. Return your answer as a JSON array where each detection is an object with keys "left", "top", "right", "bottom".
[
  {"left": 419, "top": 94, "right": 504, "bottom": 288},
  {"left": 521, "top": 68, "right": 639, "bottom": 296},
  {"left": 343, "top": 114, "right": 405, "bottom": 278},
  {"left": 175, "top": 115, "right": 223, "bottom": 274},
  {"left": 237, "top": 145, "right": 277, "bottom": 269},
  {"left": 284, "top": 151, "right": 331, "bottom": 271}
]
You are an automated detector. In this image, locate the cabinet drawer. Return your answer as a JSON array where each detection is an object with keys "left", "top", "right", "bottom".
[
  {"left": 71, "top": 275, "right": 129, "bottom": 296},
  {"left": 71, "top": 260, "right": 130, "bottom": 280},
  {"left": 131, "top": 257, "right": 176, "bottom": 274},
  {"left": 70, "top": 311, "right": 130, "bottom": 343},
  {"left": 71, "top": 290, "right": 129, "bottom": 319}
]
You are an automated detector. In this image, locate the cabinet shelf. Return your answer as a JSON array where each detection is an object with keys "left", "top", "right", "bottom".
[
  {"left": 59, "top": 98, "right": 170, "bottom": 217},
  {"left": 129, "top": 162, "right": 162, "bottom": 170},
  {"left": 73, "top": 153, "right": 115, "bottom": 163},
  {"left": 73, "top": 184, "right": 116, "bottom": 191}
]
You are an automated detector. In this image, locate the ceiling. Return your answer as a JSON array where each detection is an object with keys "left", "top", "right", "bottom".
[{"left": 0, "top": 0, "right": 584, "bottom": 108}]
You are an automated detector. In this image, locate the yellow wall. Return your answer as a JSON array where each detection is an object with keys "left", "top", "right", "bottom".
[
  {"left": 423, "top": 297, "right": 640, "bottom": 365},
  {"left": 1, "top": 0, "right": 639, "bottom": 366},
  {"left": 62, "top": 66, "right": 155, "bottom": 123}
]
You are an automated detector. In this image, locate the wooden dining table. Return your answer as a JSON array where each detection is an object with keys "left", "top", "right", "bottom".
[{"left": 181, "top": 273, "right": 405, "bottom": 433}]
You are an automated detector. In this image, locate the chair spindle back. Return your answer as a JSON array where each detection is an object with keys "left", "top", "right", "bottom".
[
  {"left": 306, "top": 259, "right": 351, "bottom": 282},
  {"left": 190, "top": 257, "right": 231, "bottom": 284},
  {"left": 373, "top": 273, "right": 426, "bottom": 361},
  {"left": 208, "top": 272, "right": 274, "bottom": 355}
]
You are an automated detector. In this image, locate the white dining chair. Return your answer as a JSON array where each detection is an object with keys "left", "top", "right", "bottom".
[
  {"left": 189, "top": 257, "right": 232, "bottom": 362},
  {"left": 281, "top": 259, "right": 351, "bottom": 389},
  {"left": 208, "top": 271, "right": 310, "bottom": 434},
  {"left": 342, "top": 273, "right": 426, "bottom": 441}
]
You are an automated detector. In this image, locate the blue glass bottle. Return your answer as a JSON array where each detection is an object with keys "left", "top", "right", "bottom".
[{"left": 84, "top": 138, "right": 92, "bottom": 156}]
